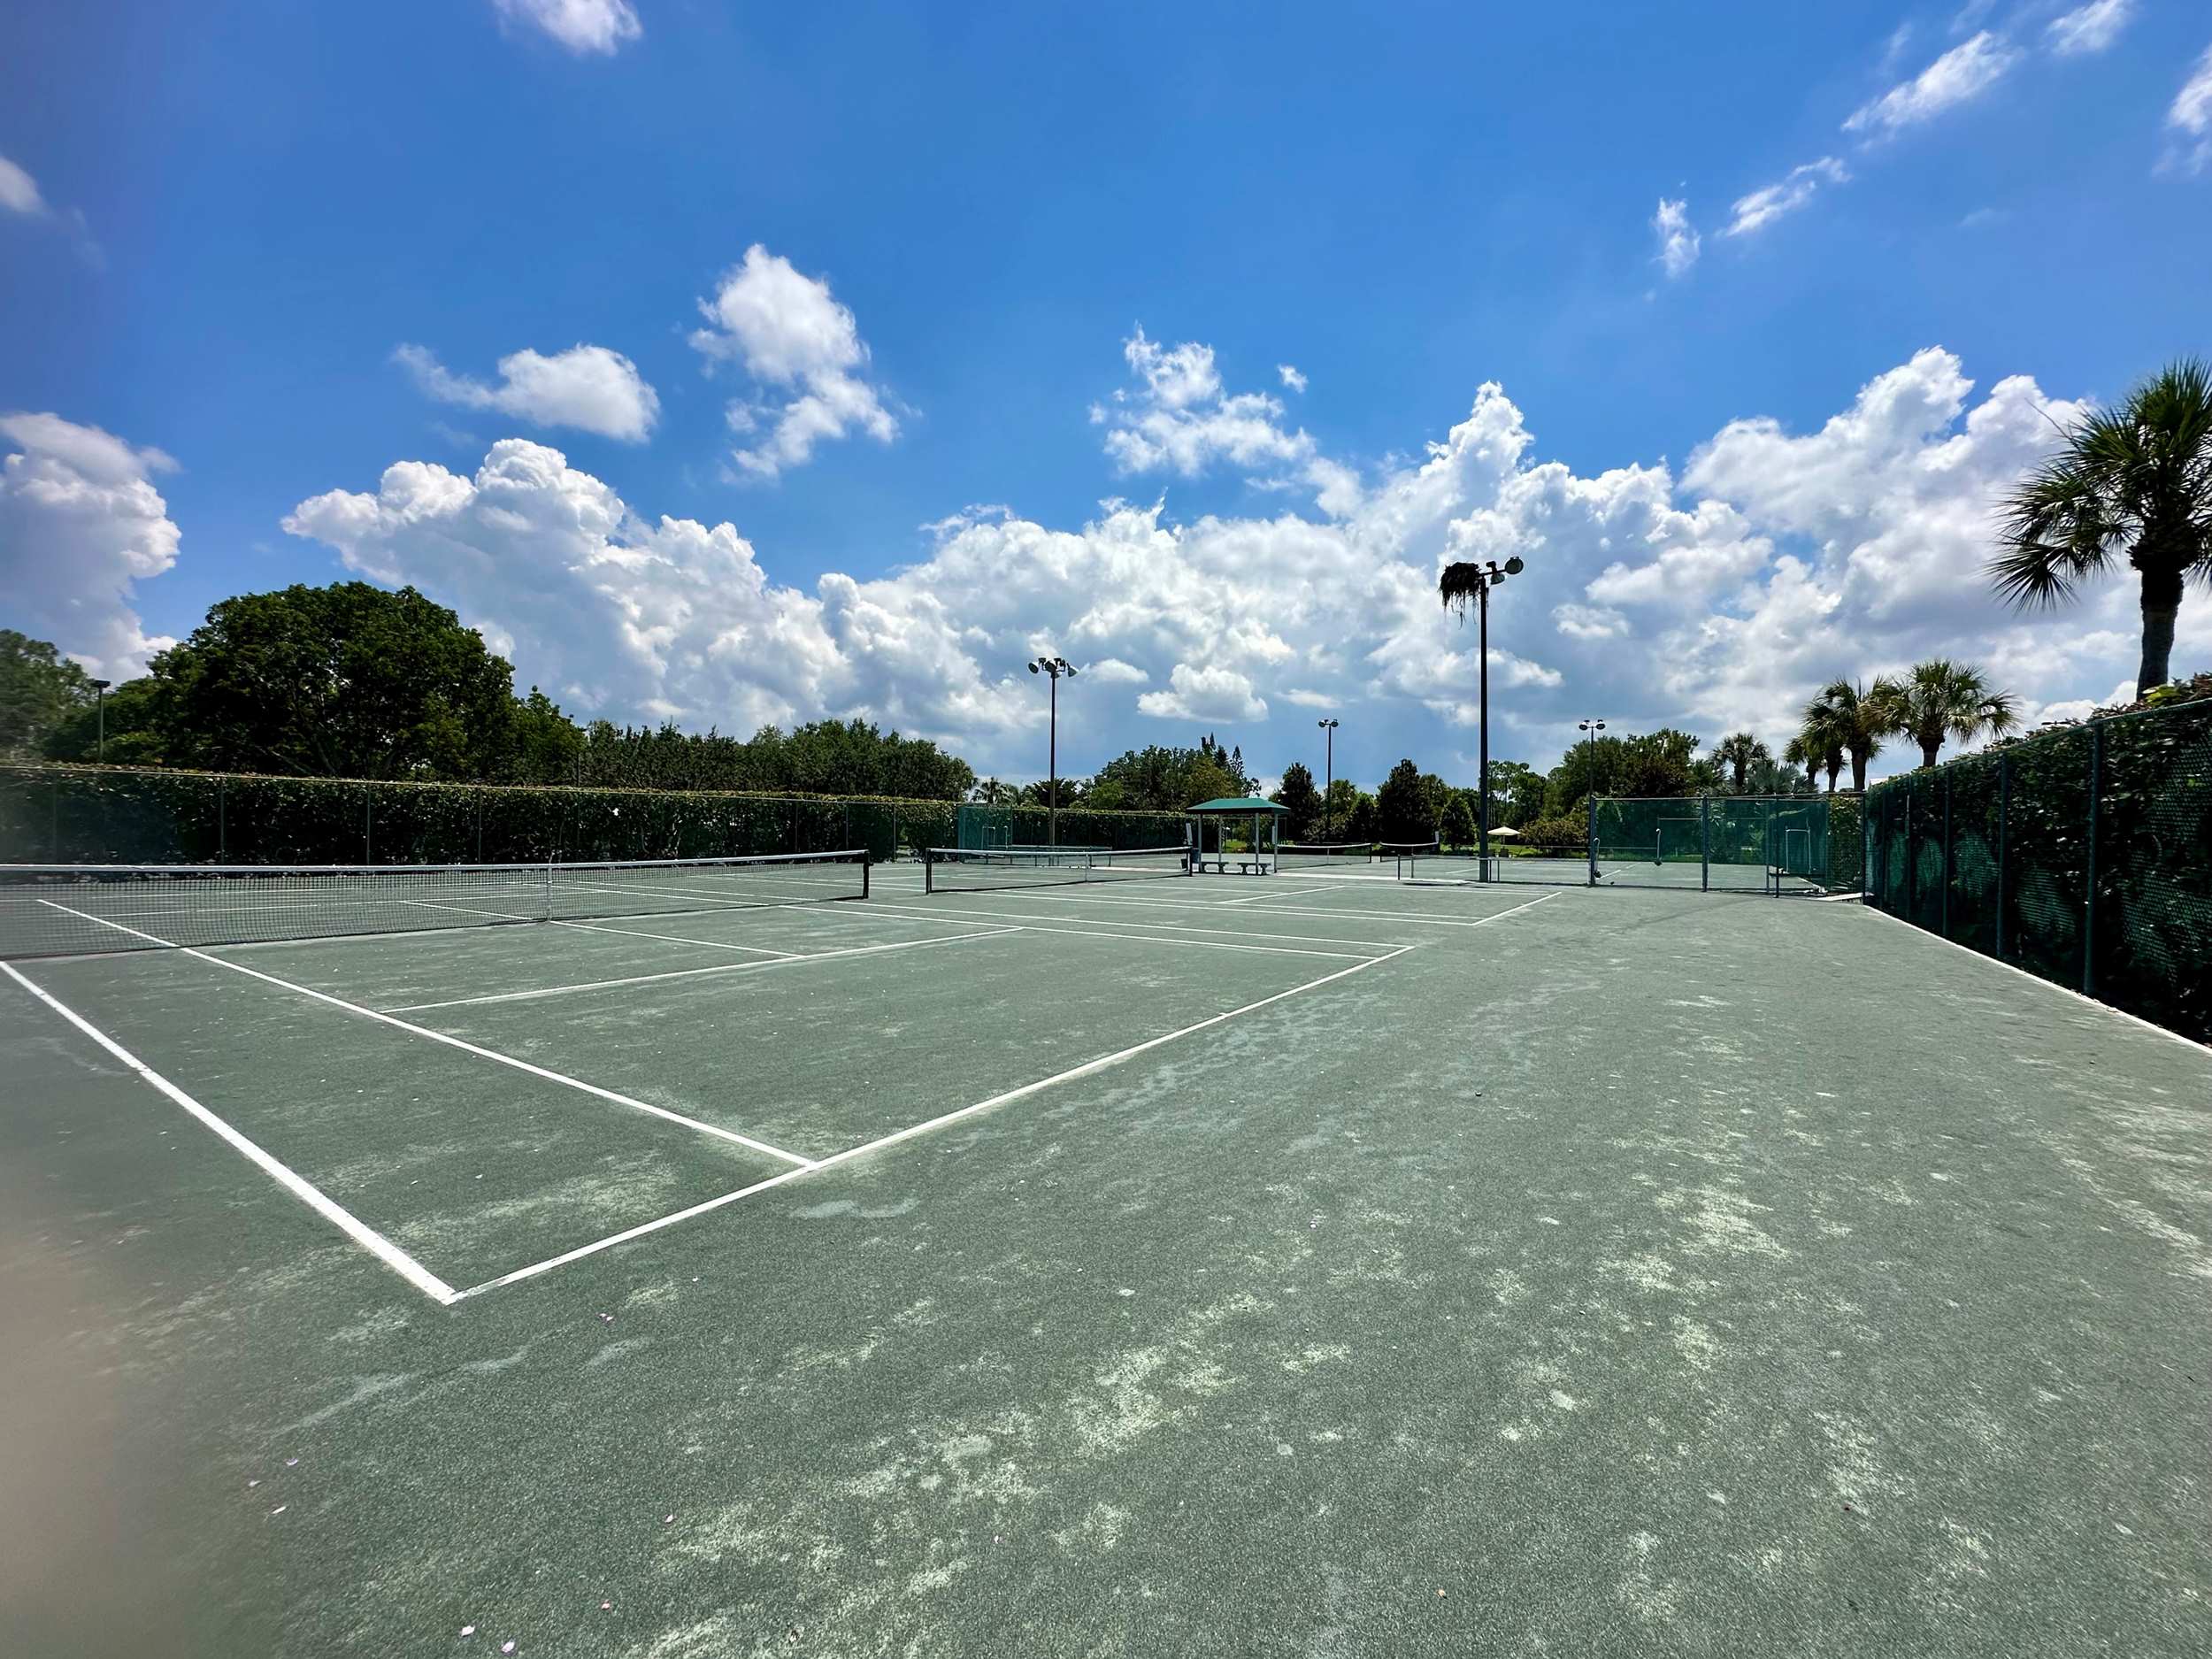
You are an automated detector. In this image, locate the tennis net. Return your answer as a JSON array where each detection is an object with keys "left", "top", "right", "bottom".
[
  {"left": 0, "top": 850, "right": 872, "bottom": 959},
  {"left": 925, "top": 845, "right": 1190, "bottom": 895},
  {"left": 1275, "top": 841, "right": 1374, "bottom": 867}
]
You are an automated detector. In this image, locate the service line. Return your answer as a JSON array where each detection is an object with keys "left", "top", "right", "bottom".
[{"left": 451, "top": 941, "right": 1419, "bottom": 1299}]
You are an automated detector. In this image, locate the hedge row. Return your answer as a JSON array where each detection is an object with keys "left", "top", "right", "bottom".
[{"left": 0, "top": 764, "right": 1189, "bottom": 868}]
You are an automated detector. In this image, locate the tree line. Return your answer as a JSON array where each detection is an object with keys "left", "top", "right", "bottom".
[{"left": 0, "top": 585, "right": 978, "bottom": 801}]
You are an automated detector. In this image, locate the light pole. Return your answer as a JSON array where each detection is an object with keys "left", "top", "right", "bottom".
[
  {"left": 1439, "top": 556, "right": 1525, "bottom": 875},
  {"left": 1027, "top": 657, "right": 1076, "bottom": 846},
  {"left": 90, "top": 679, "right": 111, "bottom": 763},
  {"left": 1577, "top": 718, "right": 1605, "bottom": 793},
  {"left": 1317, "top": 718, "right": 1340, "bottom": 841}
]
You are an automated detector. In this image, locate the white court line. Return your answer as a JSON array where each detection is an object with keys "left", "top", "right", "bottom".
[
  {"left": 860, "top": 902, "right": 1378, "bottom": 961},
  {"left": 0, "top": 960, "right": 460, "bottom": 1305},
  {"left": 1221, "top": 882, "right": 1348, "bottom": 905},
  {"left": 36, "top": 900, "right": 815, "bottom": 1168},
  {"left": 452, "top": 941, "right": 1419, "bottom": 1299},
  {"left": 961, "top": 884, "right": 1569, "bottom": 931},
  {"left": 861, "top": 900, "right": 1402, "bottom": 951},
  {"left": 548, "top": 918, "right": 801, "bottom": 958},
  {"left": 383, "top": 927, "right": 1021, "bottom": 1013},
  {"left": 1863, "top": 903, "right": 2211, "bottom": 1056}
]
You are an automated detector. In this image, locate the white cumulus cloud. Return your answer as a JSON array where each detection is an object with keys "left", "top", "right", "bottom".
[
  {"left": 1652, "top": 197, "right": 1701, "bottom": 278},
  {"left": 0, "top": 154, "right": 46, "bottom": 216},
  {"left": 280, "top": 337, "right": 2160, "bottom": 781},
  {"left": 396, "top": 342, "right": 660, "bottom": 442},
  {"left": 1094, "top": 326, "right": 1334, "bottom": 503},
  {"left": 1844, "top": 32, "right": 2019, "bottom": 139},
  {"left": 491, "top": 0, "right": 641, "bottom": 55},
  {"left": 1722, "top": 158, "right": 1849, "bottom": 238},
  {"left": 690, "top": 245, "right": 898, "bottom": 480},
  {"left": 2045, "top": 0, "right": 2133, "bottom": 58},
  {"left": 0, "top": 413, "right": 181, "bottom": 678},
  {"left": 2162, "top": 44, "right": 2212, "bottom": 176}
]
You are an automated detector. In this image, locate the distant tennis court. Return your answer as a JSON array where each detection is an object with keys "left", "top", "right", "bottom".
[{"left": 3, "top": 854, "right": 2206, "bottom": 1656}]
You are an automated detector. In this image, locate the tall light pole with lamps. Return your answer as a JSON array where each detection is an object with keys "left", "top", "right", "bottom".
[
  {"left": 1577, "top": 718, "right": 1606, "bottom": 785},
  {"left": 1316, "top": 718, "right": 1340, "bottom": 841},
  {"left": 1027, "top": 657, "right": 1076, "bottom": 846},
  {"left": 1438, "top": 555, "right": 1525, "bottom": 877},
  {"left": 90, "top": 679, "right": 112, "bottom": 764}
]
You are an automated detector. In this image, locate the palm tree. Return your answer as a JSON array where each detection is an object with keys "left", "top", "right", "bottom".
[
  {"left": 1870, "top": 659, "right": 2020, "bottom": 770},
  {"left": 1990, "top": 357, "right": 2212, "bottom": 695},
  {"left": 1806, "top": 679, "right": 1884, "bottom": 792},
  {"left": 1794, "top": 702, "right": 1847, "bottom": 794},
  {"left": 1782, "top": 735, "right": 1814, "bottom": 792},
  {"left": 1713, "top": 732, "right": 1769, "bottom": 794}
]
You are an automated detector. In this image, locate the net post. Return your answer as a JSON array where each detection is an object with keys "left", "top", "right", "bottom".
[
  {"left": 1700, "top": 795, "right": 1709, "bottom": 893},
  {"left": 861, "top": 852, "right": 871, "bottom": 899},
  {"left": 1995, "top": 754, "right": 2008, "bottom": 960},
  {"left": 541, "top": 857, "right": 553, "bottom": 923},
  {"left": 1586, "top": 800, "right": 1596, "bottom": 887},
  {"left": 2084, "top": 721, "right": 2100, "bottom": 997}
]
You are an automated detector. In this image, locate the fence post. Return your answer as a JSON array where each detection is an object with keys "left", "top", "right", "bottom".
[
  {"left": 1700, "top": 795, "right": 1710, "bottom": 892},
  {"left": 1940, "top": 771, "right": 1951, "bottom": 938},
  {"left": 365, "top": 797, "right": 373, "bottom": 864},
  {"left": 218, "top": 778, "right": 227, "bottom": 859},
  {"left": 49, "top": 780, "right": 59, "bottom": 861},
  {"left": 2084, "top": 722, "right": 2100, "bottom": 997},
  {"left": 1995, "top": 756, "right": 2008, "bottom": 960}
]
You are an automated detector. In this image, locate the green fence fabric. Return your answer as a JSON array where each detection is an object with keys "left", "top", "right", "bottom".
[
  {"left": 0, "top": 765, "right": 1186, "bottom": 871},
  {"left": 954, "top": 803, "right": 1188, "bottom": 852},
  {"left": 1863, "top": 699, "right": 2211, "bottom": 1046},
  {"left": 1579, "top": 795, "right": 1840, "bottom": 894}
]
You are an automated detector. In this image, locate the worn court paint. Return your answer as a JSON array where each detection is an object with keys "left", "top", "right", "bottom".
[{"left": 1, "top": 883, "right": 2206, "bottom": 1656}]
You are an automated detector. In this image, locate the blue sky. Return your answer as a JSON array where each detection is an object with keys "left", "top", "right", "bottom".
[{"left": 4, "top": 0, "right": 2209, "bottom": 788}]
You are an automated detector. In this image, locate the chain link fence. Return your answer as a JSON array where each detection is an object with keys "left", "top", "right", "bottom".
[{"left": 1864, "top": 698, "right": 2212, "bottom": 1045}]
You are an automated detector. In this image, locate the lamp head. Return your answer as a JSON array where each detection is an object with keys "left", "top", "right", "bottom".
[
  {"left": 1028, "top": 660, "right": 1040, "bottom": 673},
  {"left": 1503, "top": 556, "right": 1525, "bottom": 575}
]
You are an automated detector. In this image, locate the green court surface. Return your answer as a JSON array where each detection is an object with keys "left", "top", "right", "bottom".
[{"left": 3, "top": 865, "right": 2208, "bottom": 1656}]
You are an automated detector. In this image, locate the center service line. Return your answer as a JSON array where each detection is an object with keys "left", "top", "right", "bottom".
[{"left": 450, "top": 941, "right": 1422, "bottom": 1299}]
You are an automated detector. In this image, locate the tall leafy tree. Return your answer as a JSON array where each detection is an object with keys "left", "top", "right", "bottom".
[
  {"left": 1440, "top": 791, "right": 1478, "bottom": 849},
  {"left": 149, "top": 583, "right": 518, "bottom": 779},
  {"left": 0, "top": 630, "right": 95, "bottom": 757},
  {"left": 1713, "top": 732, "right": 1770, "bottom": 794},
  {"left": 1269, "top": 760, "right": 1322, "bottom": 841},
  {"left": 1991, "top": 357, "right": 2212, "bottom": 694},
  {"left": 1374, "top": 758, "right": 1434, "bottom": 841},
  {"left": 1870, "top": 659, "right": 2020, "bottom": 769}
]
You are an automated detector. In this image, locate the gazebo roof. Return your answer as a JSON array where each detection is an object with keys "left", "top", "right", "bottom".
[{"left": 1187, "top": 796, "right": 1288, "bottom": 814}]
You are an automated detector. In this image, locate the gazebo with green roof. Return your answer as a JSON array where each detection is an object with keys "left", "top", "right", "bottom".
[{"left": 1187, "top": 795, "right": 1288, "bottom": 876}]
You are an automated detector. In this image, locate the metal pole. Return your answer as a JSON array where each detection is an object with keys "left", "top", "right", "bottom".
[
  {"left": 1477, "top": 581, "right": 1490, "bottom": 875},
  {"left": 1325, "top": 725, "right": 1333, "bottom": 840},
  {"left": 1995, "top": 755, "right": 2008, "bottom": 960},
  {"left": 1048, "top": 671, "right": 1058, "bottom": 849},
  {"left": 1940, "top": 771, "right": 1951, "bottom": 938},
  {"left": 2084, "top": 723, "right": 2100, "bottom": 997},
  {"left": 96, "top": 683, "right": 107, "bottom": 763},
  {"left": 1700, "top": 795, "right": 1710, "bottom": 892}
]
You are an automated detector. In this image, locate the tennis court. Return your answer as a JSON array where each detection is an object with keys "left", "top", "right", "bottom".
[{"left": 3, "top": 855, "right": 2207, "bottom": 1656}]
